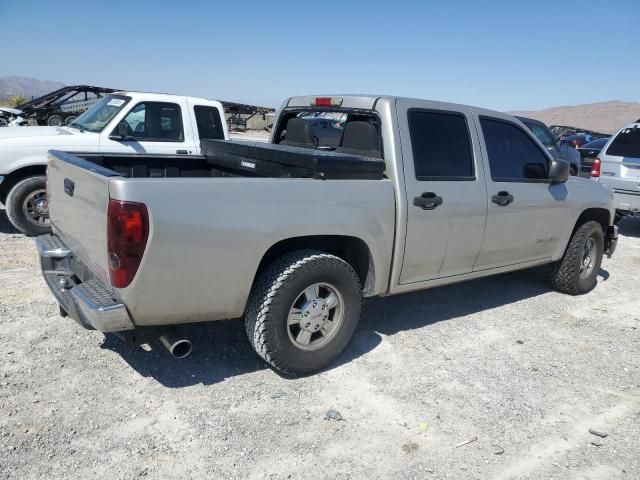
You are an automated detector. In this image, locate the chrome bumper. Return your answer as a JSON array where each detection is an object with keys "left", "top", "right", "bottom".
[{"left": 35, "top": 234, "right": 134, "bottom": 332}]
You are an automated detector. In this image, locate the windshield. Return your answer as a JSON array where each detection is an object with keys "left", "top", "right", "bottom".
[
  {"left": 526, "top": 122, "right": 556, "bottom": 148},
  {"left": 69, "top": 94, "right": 131, "bottom": 133}
]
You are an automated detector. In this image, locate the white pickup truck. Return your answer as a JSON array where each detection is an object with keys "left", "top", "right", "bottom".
[{"left": 0, "top": 91, "right": 228, "bottom": 235}]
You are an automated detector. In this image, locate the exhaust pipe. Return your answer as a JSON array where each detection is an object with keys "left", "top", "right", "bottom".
[{"left": 159, "top": 329, "right": 192, "bottom": 359}]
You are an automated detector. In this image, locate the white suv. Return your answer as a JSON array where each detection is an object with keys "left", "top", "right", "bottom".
[{"left": 592, "top": 121, "right": 640, "bottom": 222}]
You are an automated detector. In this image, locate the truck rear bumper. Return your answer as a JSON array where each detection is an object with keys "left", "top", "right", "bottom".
[
  {"left": 35, "top": 234, "right": 135, "bottom": 332},
  {"left": 613, "top": 188, "right": 640, "bottom": 214}
]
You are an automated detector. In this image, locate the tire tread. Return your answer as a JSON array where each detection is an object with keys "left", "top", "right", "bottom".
[{"left": 245, "top": 250, "right": 361, "bottom": 375}]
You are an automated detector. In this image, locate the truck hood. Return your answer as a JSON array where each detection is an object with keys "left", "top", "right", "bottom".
[
  {"left": 0, "top": 126, "right": 76, "bottom": 140},
  {"left": 0, "top": 126, "right": 100, "bottom": 148}
]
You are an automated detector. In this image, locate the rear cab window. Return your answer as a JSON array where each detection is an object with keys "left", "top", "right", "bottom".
[
  {"left": 606, "top": 126, "right": 640, "bottom": 158},
  {"left": 407, "top": 109, "right": 475, "bottom": 180},
  {"left": 274, "top": 108, "right": 382, "bottom": 157}
]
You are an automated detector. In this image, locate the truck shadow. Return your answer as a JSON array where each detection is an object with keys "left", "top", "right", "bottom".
[
  {"left": 618, "top": 215, "right": 640, "bottom": 238},
  {"left": 102, "top": 267, "right": 556, "bottom": 388},
  {"left": 0, "top": 208, "right": 20, "bottom": 234}
]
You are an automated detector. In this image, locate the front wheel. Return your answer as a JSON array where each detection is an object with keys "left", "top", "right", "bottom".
[
  {"left": 551, "top": 221, "right": 604, "bottom": 295},
  {"left": 245, "top": 250, "right": 362, "bottom": 376},
  {"left": 5, "top": 176, "right": 52, "bottom": 236}
]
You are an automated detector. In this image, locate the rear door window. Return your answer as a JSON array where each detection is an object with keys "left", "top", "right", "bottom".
[
  {"left": 194, "top": 106, "right": 225, "bottom": 140},
  {"left": 407, "top": 109, "right": 474, "bottom": 180},
  {"left": 606, "top": 127, "right": 640, "bottom": 158},
  {"left": 481, "top": 117, "right": 550, "bottom": 181}
]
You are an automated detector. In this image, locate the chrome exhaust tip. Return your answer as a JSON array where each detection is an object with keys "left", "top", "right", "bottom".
[{"left": 159, "top": 330, "right": 192, "bottom": 359}]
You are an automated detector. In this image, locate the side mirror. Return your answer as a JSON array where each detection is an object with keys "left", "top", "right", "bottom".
[
  {"left": 549, "top": 158, "right": 570, "bottom": 183},
  {"left": 109, "top": 121, "right": 130, "bottom": 141}
]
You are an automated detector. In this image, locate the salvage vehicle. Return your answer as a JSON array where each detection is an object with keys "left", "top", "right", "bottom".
[
  {"left": 516, "top": 116, "right": 581, "bottom": 176},
  {"left": 37, "top": 95, "right": 618, "bottom": 375},
  {"left": 591, "top": 122, "right": 640, "bottom": 222},
  {"left": 0, "top": 91, "right": 228, "bottom": 236},
  {"left": 577, "top": 138, "right": 609, "bottom": 177}
]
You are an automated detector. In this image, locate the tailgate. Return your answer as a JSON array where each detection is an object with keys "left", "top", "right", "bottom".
[{"left": 47, "top": 150, "right": 120, "bottom": 285}]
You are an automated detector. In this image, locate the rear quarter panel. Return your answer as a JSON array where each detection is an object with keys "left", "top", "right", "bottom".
[{"left": 108, "top": 177, "right": 396, "bottom": 326}]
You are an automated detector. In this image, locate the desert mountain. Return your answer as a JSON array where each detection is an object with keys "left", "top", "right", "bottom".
[
  {"left": 509, "top": 101, "right": 640, "bottom": 134},
  {"left": 0, "top": 76, "right": 66, "bottom": 100}
]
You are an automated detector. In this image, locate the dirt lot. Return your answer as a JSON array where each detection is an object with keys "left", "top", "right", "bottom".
[{"left": 0, "top": 207, "right": 638, "bottom": 480}]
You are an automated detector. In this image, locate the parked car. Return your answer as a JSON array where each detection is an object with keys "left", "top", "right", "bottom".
[
  {"left": 0, "top": 91, "right": 228, "bottom": 236},
  {"left": 578, "top": 138, "right": 610, "bottom": 177},
  {"left": 591, "top": 122, "right": 640, "bottom": 222},
  {"left": 517, "top": 116, "right": 581, "bottom": 175},
  {"left": 37, "top": 95, "right": 618, "bottom": 375},
  {"left": 560, "top": 133, "right": 593, "bottom": 148}
]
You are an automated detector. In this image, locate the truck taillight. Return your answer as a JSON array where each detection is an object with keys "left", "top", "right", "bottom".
[
  {"left": 591, "top": 157, "right": 601, "bottom": 178},
  {"left": 107, "top": 199, "right": 149, "bottom": 288}
]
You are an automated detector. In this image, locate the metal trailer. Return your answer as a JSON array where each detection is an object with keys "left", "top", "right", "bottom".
[{"left": 12, "top": 85, "right": 117, "bottom": 127}]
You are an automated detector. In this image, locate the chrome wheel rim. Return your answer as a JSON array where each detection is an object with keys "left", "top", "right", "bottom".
[
  {"left": 22, "top": 189, "right": 50, "bottom": 227},
  {"left": 287, "top": 282, "right": 344, "bottom": 351},
  {"left": 580, "top": 237, "right": 596, "bottom": 279}
]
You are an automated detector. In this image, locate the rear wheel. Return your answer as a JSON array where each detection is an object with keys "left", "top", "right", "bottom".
[
  {"left": 245, "top": 250, "right": 362, "bottom": 375},
  {"left": 551, "top": 221, "right": 604, "bottom": 294},
  {"left": 5, "top": 176, "right": 51, "bottom": 236},
  {"left": 47, "top": 115, "right": 63, "bottom": 127},
  {"left": 64, "top": 115, "right": 77, "bottom": 126}
]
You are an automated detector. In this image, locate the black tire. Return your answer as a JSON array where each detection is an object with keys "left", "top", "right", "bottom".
[
  {"left": 47, "top": 115, "right": 63, "bottom": 127},
  {"left": 5, "top": 176, "right": 51, "bottom": 236},
  {"left": 64, "top": 115, "right": 77, "bottom": 126},
  {"left": 570, "top": 165, "right": 578, "bottom": 176},
  {"left": 245, "top": 250, "right": 362, "bottom": 376},
  {"left": 551, "top": 221, "right": 604, "bottom": 295}
]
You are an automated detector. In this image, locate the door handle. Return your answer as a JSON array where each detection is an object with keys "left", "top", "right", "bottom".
[
  {"left": 492, "top": 191, "right": 514, "bottom": 206},
  {"left": 413, "top": 192, "right": 443, "bottom": 210},
  {"left": 176, "top": 149, "right": 188, "bottom": 155},
  {"left": 63, "top": 178, "right": 75, "bottom": 197}
]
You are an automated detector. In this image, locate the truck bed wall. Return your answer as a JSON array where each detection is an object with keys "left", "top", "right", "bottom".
[{"left": 108, "top": 176, "right": 396, "bottom": 326}]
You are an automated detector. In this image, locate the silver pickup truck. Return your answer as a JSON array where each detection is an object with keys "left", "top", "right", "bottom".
[{"left": 37, "top": 95, "right": 618, "bottom": 375}]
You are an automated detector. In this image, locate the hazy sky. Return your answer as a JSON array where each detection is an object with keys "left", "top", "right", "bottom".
[{"left": 1, "top": 0, "right": 638, "bottom": 110}]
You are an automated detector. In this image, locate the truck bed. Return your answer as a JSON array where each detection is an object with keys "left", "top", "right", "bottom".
[{"left": 45, "top": 149, "right": 396, "bottom": 328}]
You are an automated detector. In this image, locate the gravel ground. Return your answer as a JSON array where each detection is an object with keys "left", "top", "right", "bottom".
[{"left": 1, "top": 206, "right": 639, "bottom": 480}]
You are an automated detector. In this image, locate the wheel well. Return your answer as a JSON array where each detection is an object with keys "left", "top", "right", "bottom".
[
  {"left": 573, "top": 208, "right": 610, "bottom": 235},
  {"left": 255, "top": 236, "right": 375, "bottom": 294},
  {"left": 0, "top": 165, "right": 47, "bottom": 204}
]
